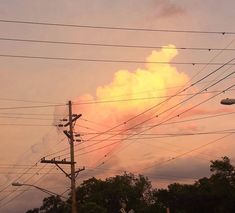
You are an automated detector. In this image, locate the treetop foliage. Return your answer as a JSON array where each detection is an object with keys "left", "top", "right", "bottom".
[{"left": 26, "top": 156, "right": 235, "bottom": 213}]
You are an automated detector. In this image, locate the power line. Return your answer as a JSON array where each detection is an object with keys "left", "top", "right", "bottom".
[
  {"left": 42, "top": 53, "right": 235, "bottom": 162},
  {"left": 137, "top": 133, "right": 234, "bottom": 173},
  {"left": 0, "top": 164, "right": 40, "bottom": 167},
  {"left": 44, "top": 61, "right": 235, "bottom": 159},
  {"left": 0, "top": 121, "right": 75, "bottom": 206},
  {"left": 80, "top": 111, "right": 235, "bottom": 135},
  {"left": 79, "top": 167, "right": 203, "bottom": 181},
  {"left": 76, "top": 116, "right": 235, "bottom": 163},
  {"left": 113, "top": 83, "right": 235, "bottom": 157},
  {"left": 1, "top": 77, "right": 234, "bottom": 112},
  {"left": 0, "top": 162, "right": 44, "bottom": 202},
  {"left": 79, "top": 128, "right": 235, "bottom": 138},
  {"left": 83, "top": 83, "right": 235, "bottom": 167},
  {"left": 0, "top": 165, "right": 56, "bottom": 208},
  {"left": 75, "top": 127, "right": 235, "bottom": 157},
  {"left": 0, "top": 161, "right": 40, "bottom": 193},
  {"left": 0, "top": 97, "right": 62, "bottom": 104},
  {"left": 0, "top": 19, "right": 234, "bottom": 35},
  {"left": 1, "top": 53, "right": 235, "bottom": 66},
  {"left": 73, "top": 76, "right": 235, "bottom": 102},
  {"left": 0, "top": 115, "right": 59, "bottom": 121},
  {"left": 84, "top": 58, "right": 235, "bottom": 131},
  {"left": 0, "top": 103, "right": 66, "bottom": 110},
  {"left": 125, "top": 71, "right": 235, "bottom": 130},
  {"left": 2, "top": 37, "right": 235, "bottom": 52},
  {"left": 73, "top": 88, "right": 235, "bottom": 105},
  {"left": 0, "top": 172, "right": 63, "bottom": 175},
  {"left": 76, "top": 132, "right": 235, "bottom": 157},
  {"left": 0, "top": 165, "right": 205, "bottom": 179},
  {"left": 74, "top": 74, "right": 235, "bottom": 154},
  {"left": 0, "top": 123, "right": 53, "bottom": 126},
  {"left": 139, "top": 111, "right": 235, "bottom": 130},
  {"left": 0, "top": 186, "right": 69, "bottom": 193},
  {"left": 0, "top": 126, "right": 65, "bottom": 196},
  {"left": 0, "top": 112, "right": 66, "bottom": 117},
  {"left": 0, "top": 89, "right": 233, "bottom": 123}
]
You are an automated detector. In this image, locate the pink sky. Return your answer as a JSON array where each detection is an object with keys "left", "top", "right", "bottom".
[{"left": 0, "top": 1, "right": 235, "bottom": 212}]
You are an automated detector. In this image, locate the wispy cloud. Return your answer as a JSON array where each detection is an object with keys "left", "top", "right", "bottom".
[{"left": 152, "top": 0, "right": 185, "bottom": 18}]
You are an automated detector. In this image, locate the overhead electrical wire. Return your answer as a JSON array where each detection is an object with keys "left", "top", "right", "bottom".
[
  {"left": 73, "top": 72, "right": 235, "bottom": 154},
  {"left": 77, "top": 166, "right": 204, "bottom": 183},
  {"left": 2, "top": 37, "right": 235, "bottom": 52},
  {"left": 0, "top": 103, "right": 66, "bottom": 111},
  {"left": 0, "top": 121, "right": 70, "bottom": 207},
  {"left": 1, "top": 186, "right": 69, "bottom": 193},
  {"left": 119, "top": 71, "right": 235, "bottom": 133},
  {"left": 0, "top": 165, "right": 58, "bottom": 208},
  {"left": 76, "top": 132, "right": 234, "bottom": 180},
  {"left": 0, "top": 161, "right": 40, "bottom": 194},
  {"left": 78, "top": 129, "right": 235, "bottom": 139},
  {"left": 92, "top": 83, "right": 235, "bottom": 167},
  {"left": 2, "top": 91, "right": 231, "bottom": 205},
  {"left": 79, "top": 112, "right": 235, "bottom": 135},
  {"left": 76, "top": 113, "right": 234, "bottom": 158},
  {"left": 0, "top": 88, "right": 232, "bottom": 124},
  {"left": 136, "top": 133, "right": 234, "bottom": 173},
  {"left": 0, "top": 112, "right": 66, "bottom": 117},
  {"left": 0, "top": 125, "right": 74, "bottom": 208},
  {"left": 97, "top": 57, "right": 235, "bottom": 133},
  {"left": 0, "top": 162, "right": 46, "bottom": 203},
  {"left": 190, "top": 38, "right": 235, "bottom": 82},
  {"left": 0, "top": 19, "right": 233, "bottom": 207},
  {"left": 65, "top": 85, "right": 234, "bottom": 159},
  {"left": 0, "top": 115, "right": 59, "bottom": 121},
  {"left": 77, "top": 79, "right": 234, "bottom": 167},
  {"left": 0, "top": 19, "right": 231, "bottom": 199},
  {"left": 0, "top": 97, "right": 62, "bottom": 104},
  {"left": 72, "top": 76, "right": 235, "bottom": 104},
  {"left": 0, "top": 127, "right": 67, "bottom": 205},
  {"left": 79, "top": 111, "right": 235, "bottom": 135},
  {"left": 0, "top": 19, "right": 234, "bottom": 35},
  {"left": 76, "top": 130, "right": 235, "bottom": 157},
  {"left": 0, "top": 88, "right": 233, "bottom": 115},
  {"left": 127, "top": 111, "right": 235, "bottom": 131},
  {"left": 1, "top": 53, "right": 235, "bottom": 66},
  {"left": 0, "top": 163, "right": 209, "bottom": 181},
  {"left": 43, "top": 58, "right": 235, "bottom": 159},
  {"left": 73, "top": 88, "right": 235, "bottom": 105},
  {"left": 0, "top": 144, "right": 71, "bottom": 208},
  {"left": 0, "top": 123, "right": 53, "bottom": 127}
]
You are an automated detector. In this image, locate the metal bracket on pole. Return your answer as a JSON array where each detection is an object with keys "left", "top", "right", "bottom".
[
  {"left": 55, "top": 163, "right": 71, "bottom": 180},
  {"left": 40, "top": 158, "right": 75, "bottom": 180},
  {"left": 63, "top": 114, "right": 82, "bottom": 127},
  {"left": 68, "top": 166, "right": 85, "bottom": 178},
  {"left": 41, "top": 157, "right": 73, "bottom": 165},
  {"left": 63, "top": 130, "right": 71, "bottom": 139}
]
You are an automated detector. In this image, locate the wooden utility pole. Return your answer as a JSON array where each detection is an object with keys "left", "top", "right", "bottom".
[
  {"left": 68, "top": 100, "right": 77, "bottom": 213},
  {"left": 41, "top": 101, "right": 84, "bottom": 213}
]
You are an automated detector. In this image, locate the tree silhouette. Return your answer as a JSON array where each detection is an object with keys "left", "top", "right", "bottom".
[{"left": 26, "top": 157, "right": 235, "bottom": 213}]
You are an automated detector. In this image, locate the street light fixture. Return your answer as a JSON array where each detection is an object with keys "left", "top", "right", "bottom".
[
  {"left": 220, "top": 98, "right": 235, "bottom": 105},
  {"left": 12, "top": 182, "right": 68, "bottom": 200}
]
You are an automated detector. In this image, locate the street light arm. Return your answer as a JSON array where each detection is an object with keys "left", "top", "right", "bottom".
[
  {"left": 12, "top": 182, "right": 68, "bottom": 199},
  {"left": 32, "top": 185, "right": 65, "bottom": 198}
]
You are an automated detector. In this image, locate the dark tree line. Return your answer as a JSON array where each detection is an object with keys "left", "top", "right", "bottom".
[{"left": 26, "top": 156, "right": 235, "bottom": 213}]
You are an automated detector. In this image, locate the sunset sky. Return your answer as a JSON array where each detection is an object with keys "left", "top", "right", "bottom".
[{"left": 0, "top": 1, "right": 235, "bottom": 212}]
